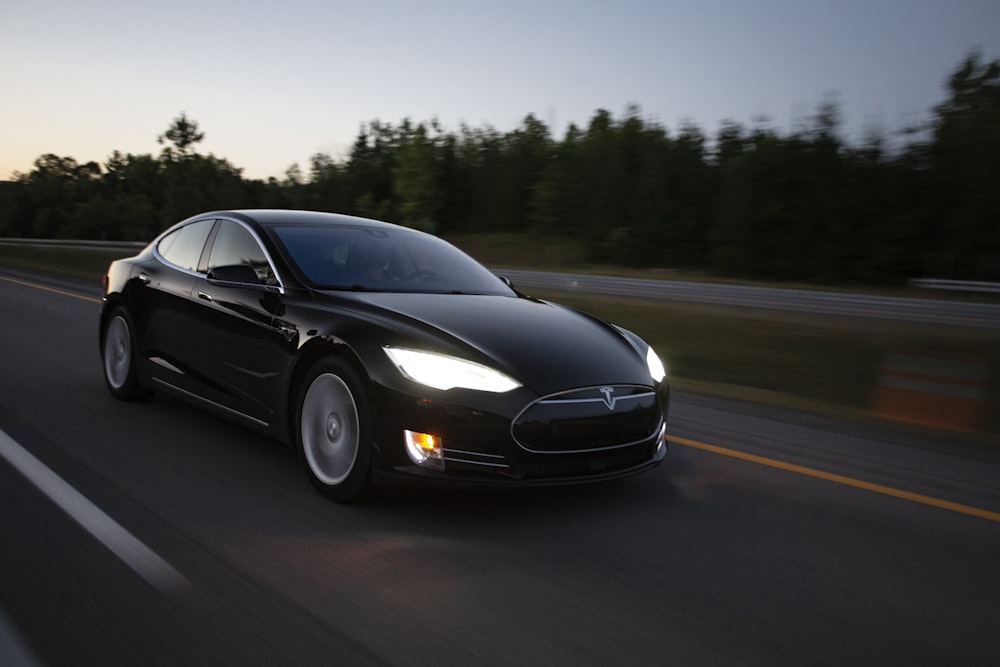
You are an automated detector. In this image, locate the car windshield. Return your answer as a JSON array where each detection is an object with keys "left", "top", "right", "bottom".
[{"left": 271, "top": 224, "right": 515, "bottom": 295}]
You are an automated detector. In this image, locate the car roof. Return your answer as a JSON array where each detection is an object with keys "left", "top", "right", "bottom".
[{"left": 225, "top": 209, "right": 401, "bottom": 230}]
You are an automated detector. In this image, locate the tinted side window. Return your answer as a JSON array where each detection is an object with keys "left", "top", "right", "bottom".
[
  {"left": 272, "top": 225, "right": 513, "bottom": 295},
  {"left": 207, "top": 220, "right": 277, "bottom": 286},
  {"left": 157, "top": 219, "right": 215, "bottom": 272}
]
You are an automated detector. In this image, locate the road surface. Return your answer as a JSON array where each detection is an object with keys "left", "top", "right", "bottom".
[{"left": 1, "top": 269, "right": 998, "bottom": 666}]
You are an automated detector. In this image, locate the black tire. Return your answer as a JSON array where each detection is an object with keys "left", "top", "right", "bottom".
[
  {"left": 294, "top": 358, "right": 373, "bottom": 502},
  {"left": 101, "top": 307, "right": 153, "bottom": 401}
]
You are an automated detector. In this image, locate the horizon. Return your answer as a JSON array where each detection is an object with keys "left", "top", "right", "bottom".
[{"left": 2, "top": 0, "right": 998, "bottom": 181}]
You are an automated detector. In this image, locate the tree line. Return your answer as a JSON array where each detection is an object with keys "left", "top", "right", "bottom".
[{"left": 1, "top": 52, "right": 997, "bottom": 286}]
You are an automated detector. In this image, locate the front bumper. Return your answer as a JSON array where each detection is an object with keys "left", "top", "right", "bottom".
[
  {"left": 372, "top": 441, "right": 666, "bottom": 490},
  {"left": 368, "top": 378, "right": 670, "bottom": 491}
]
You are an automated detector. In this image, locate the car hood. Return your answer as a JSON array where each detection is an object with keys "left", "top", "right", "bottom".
[{"left": 332, "top": 292, "right": 653, "bottom": 395}]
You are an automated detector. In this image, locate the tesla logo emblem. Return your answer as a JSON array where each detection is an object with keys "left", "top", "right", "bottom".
[{"left": 599, "top": 386, "right": 617, "bottom": 410}]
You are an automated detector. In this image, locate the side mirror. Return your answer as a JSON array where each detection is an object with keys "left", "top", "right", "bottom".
[
  {"left": 498, "top": 275, "right": 528, "bottom": 298},
  {"left": 208, "top": 264, "right": 260, "bottom": 285}
]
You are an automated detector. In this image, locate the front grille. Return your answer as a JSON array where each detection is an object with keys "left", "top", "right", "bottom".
[{"left": 512, "top": 385, "right": 662, "bottom": 453}]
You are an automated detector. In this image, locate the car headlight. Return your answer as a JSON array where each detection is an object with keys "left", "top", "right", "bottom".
[
  {"left": 384, "top": 347, "right": 522, "bottom": 393},
  {"left": 646, "top": 346, "right": 667, "bottom": 383}
]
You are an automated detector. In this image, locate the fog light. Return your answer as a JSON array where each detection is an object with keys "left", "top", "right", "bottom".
[{"left": 404, "top": 430, "right": 444, "bottom": 470}]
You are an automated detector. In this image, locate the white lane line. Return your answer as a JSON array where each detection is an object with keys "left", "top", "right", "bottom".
[{"left": 0, "top": 428, "right": 187, "bottom": 593}]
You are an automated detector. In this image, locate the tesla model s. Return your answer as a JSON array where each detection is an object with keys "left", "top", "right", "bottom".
[{"left": 100, "top": 209, "right": 670, "bottom": 501}]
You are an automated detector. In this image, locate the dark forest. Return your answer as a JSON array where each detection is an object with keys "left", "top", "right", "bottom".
[{"left": 2, "top": 53, "right": 997, "bottom": 286}]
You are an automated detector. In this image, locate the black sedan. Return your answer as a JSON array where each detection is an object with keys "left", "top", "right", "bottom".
[{"left": 100, "top": 210, "right": 670, "bottom": 501}]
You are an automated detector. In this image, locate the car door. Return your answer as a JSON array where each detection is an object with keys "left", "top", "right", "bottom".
[
  {"left": 135, "top": 217, "right": 216, "bottom": 396},
  {"left": 187, "top": 219, "right": 286, "bottom": 425}
]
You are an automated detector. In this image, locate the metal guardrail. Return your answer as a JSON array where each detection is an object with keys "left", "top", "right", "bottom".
[
  {"left": 0, "top": 238, "right": 146, "bottom": 251},
  {"left": 907, "top": 278, "right": 1000, "bottom": 294}
]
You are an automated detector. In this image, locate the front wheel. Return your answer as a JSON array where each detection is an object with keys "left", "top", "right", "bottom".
[
  {"left": 295, "top": 359, "right": 372, "bottom": 502},
  {"left": 101, "top": 308, "right": 152, "bottom": 401}
]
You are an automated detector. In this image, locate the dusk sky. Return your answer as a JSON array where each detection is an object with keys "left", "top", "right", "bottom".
[{"left": 2, "top": 0, "right": 998, "bottom": 181}]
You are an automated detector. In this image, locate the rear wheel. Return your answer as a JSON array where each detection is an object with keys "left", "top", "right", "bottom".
[
  {"left": 295, "top": 358, "right": 372, "bottom": 502},
  {"left": 101, "top": 308, "right": 152, "bottom": 401}
]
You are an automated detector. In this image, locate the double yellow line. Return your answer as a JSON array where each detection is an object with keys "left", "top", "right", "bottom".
[{"left": 671, "top": 435, "right": 1000, "bottom": 523}]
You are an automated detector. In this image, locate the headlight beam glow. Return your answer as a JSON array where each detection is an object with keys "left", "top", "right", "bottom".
[
  {"left": 646, "top": 346, "right": 667, "bottom": 383},
  {"left": 384, "top": 347, "right": 521, "bottom": 393}
]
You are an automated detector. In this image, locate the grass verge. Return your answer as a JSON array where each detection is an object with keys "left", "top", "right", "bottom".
[{"left": 0, "top": 245, "right": 129, "bottom": 284}]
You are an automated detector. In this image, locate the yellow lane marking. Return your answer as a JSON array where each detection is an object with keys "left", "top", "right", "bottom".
[
  {"left": 670, "top": 435, "right": 1000, "bottom": 524},
  {"left": 0, "top": 274, "right": 101, "bottom": 303}
]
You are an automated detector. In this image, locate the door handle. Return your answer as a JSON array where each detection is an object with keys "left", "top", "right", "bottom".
[
  {"left": 138, "top": 272, "right": 151, "bottom": 285},
  {"left": 197, "top": 291, "right": 214, "bottom": 302}
]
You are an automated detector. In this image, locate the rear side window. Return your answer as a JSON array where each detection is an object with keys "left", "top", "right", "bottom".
[
  {"left": 207, "top": 220, "right": 278, "bottom": 286},
  {"left": 157, "top": 219, "right": 215, "bottom": 272}
]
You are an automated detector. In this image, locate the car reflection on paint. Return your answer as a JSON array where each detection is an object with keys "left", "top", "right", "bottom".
[{"left": 100, "top": 210, "right": 669, "bottom": 501}]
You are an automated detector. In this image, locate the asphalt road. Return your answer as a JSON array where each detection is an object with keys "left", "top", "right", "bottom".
[
  {"left": 1, "top": 269, "right": 999, "bottom": 666},
  {"left": 499, "top": 269, "right": 1000, "bottom": 329}
]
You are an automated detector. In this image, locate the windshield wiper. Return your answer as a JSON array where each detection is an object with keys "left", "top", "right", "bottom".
[{"left": 314, "top": 283, "right": 384, "bottom": 292}]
